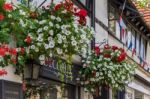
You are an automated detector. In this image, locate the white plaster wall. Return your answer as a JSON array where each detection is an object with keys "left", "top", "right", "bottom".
[
  {"left": 0, "top": 66, "right": 22, "bottom": 83},
  {"left": 143, "top": 94, "right": 150, "bottom": 99},
  {"left": 95, "top": 0, "right": 108, "bottom": 26},
  {"left": 128, "top": 79, "right": 150, "bottom": 96},
  {"left": 95, "top": 0, "right": 108, "bottom": 45}
]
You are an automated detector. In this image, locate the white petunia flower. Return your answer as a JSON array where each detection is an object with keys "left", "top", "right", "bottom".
[
  {"left": 56, "top": 17, "right": 61, "bottom": 22},
  {"left": 65, "top": 31, "right": 71, "bottom": 35},
  {"left": 51, "top": 15, "right": 56, "bottom": 20},
  {"left": 56, "top": 24, "right": 60, "bottom": 29},
  {"left": 57, "top": 48, "right": 62, "bottom": 54},
  {"left": 61, "top": 25, "right": 66, "bottom": 30},
  {"left": 49, "top": 30, "right": 54, "bottom": 35},
  {"left": 48, "top": 37, "right": 53, "bottom": 41},
  {"left": 37, "top": 43, "right": 42, "bottom": 46},
  {"left": 44, "top": 44, "right": 49, "bottom": 49},
  {"left": 37, "top": 37, "right": 43, "bottom": 42},
  {"left": 43, "top": 26, "right": 48, "bottom": 30},
  {"left": 81, "top": 34, "right": 86, "bottom": 39},
  {"left": 19, "top": 10, "right": 26, "bottom": 16},
  {"left": 19, "top": 19, "right": 26, "bottom": 27},
  {"left": 35, "top": 47, "right": 39, "bottom": 52},
  {"left": 30, "top": 45, "right": 35, "bottom": 50},
  {"left": 37, "top": 28, "right": 43, "bottom": 33},
  {"left": 71, "top": 40, "right": 77, "bottom": 46},
  {"left": 39, "top": 55, "right": 45, "bottom": 61},
  {"left": 62, "top": 35, "right": 66, "bottom": 40},
  {"left": 58, "top": 39, "right": 62, "bottom": 44},
  {"left": 39, "top": 20, "right": 46, "bottom": 25},
  {"left": 49, "top": 22, "right": 53, "bottom": 27},
  {"left": 49, "top": 41, "right": 55, "bottom": 48},
  {"left": 8, "top": 14, "right": 12, "bottom": 18}
]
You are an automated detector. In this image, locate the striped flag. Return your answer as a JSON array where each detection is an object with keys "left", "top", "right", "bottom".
[
  {"left": 127, "top": 40, "right": 132, "bottom": 50},
  {"left": 119, "top": 16, "right": 127, "bottom": 44}
]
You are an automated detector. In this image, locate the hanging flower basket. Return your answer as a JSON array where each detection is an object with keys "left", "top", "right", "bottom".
[
  {"left": 0, "top": 0, "right": 94, "bottom": 78},
  {"left": 79, "top": 44, "right": 136, "bottom": 95}
]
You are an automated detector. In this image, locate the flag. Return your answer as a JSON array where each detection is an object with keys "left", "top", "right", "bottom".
[
  {"left": 127, "top": 40, "right": 132, "bottom": 50},
  {"left": 119, "top": 16, "right": 127, "bottom": 44}
]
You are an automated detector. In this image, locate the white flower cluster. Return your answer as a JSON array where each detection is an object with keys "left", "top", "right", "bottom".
[
  {"left": 29, "top": 13, "right": 94, "bottom": 61},
  {"left": 79, "top": 51, "right": 136, "bottom": 93}
]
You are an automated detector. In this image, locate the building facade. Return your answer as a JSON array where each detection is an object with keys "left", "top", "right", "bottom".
[{"left": 0, "top": 0, "right": 150, "bottom": 99}]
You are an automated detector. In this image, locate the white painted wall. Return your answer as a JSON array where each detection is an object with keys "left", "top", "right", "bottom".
[
  {"left": 143, "top": 94, "right": 150, "bottom": 99},
  {"left": 0, "top": 66, "right": 22, "bottom": 83},
  {"left": 128, "top": 79, "right": 150, "bottom": 96},
  {"left": 95, "top": 0, "right": 108, "bottom": 45}
]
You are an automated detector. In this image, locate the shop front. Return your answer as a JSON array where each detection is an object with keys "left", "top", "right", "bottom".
[{"left": 25, "top": 59, "right": 80, "bottom": 99}]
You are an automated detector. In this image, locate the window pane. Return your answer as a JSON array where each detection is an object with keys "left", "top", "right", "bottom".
[
  {"left": 136, "top": 34, "right": 140, "bottom": 55},
  {"left": 79, "top": 0, "right": 86, "bottom": 5},
  {"left": 108, "top": 5, "right": 116, "bottom": 33},
  {"left": 140, "top": 38, "right": 146, "bottom": 59},
  {"left": 127, "top": 30, "right": 132, "bottom": 49},
  {"left": 131, "top": 30, "right": 136, "bottom": 50},
  {"left": 116, "top": 21, "right": 120, "bottom": 39}
]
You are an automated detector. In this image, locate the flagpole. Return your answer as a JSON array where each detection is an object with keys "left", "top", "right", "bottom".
[{"left": 121, "top": 0, "right": 127, "bottom": 17}]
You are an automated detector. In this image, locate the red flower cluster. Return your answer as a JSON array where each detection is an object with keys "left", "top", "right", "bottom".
[
  {"left": 95, "top": 46, "right": 100, "bottom": 56},
  {"left": 54, "top": 1, "right": 87, "bottom": 26},
  {"left": 25, "top": 36, "right": 32, "bottom": 44},
  {"left": 54, "top": 1, "right": 74, "bottom": 12},
  {"left": 117, "top": 49, "right": 126, "bottom": 62},
  {"left": 76, "top": 9, "right": 87, "bottom": 26},
  {"left": 0, "top": 69, "right": 7, "bottom": 76},
  {"left": 3, "top": 3, "right": 13, "bottom": 11},
  {"left": 0, "top": 13, "right": 4, "bottom": 21},
  {"left": 0, "top": 44, "right": 26, "bottom": 65},
  {"left": 94, "top": 44, "right": 127, "bottom": 63}
]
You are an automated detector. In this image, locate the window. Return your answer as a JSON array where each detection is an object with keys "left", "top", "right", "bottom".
[
  {"left": 108, "top": 5, "right": 116, "bottom": 33},
  {"left": 131, "top": 30, "right": 136, "bottom": 50},
  {"left": 140, "top": 38, "right": 147, "bottom": 59},
  {"left": 78, "top": 0, "right": 86, "bottom": 5},
  {"left": 127, "top": 30, "right": 132, "bottom": 49},
  {"left": 116, "top": 21, "right": 121, "bottom": 39},
  {"left": 136, "top": 33, "right": 140, "bottom": 55}
]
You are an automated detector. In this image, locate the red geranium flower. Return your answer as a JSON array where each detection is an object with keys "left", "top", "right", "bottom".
[
  {"left": 104, "top": 44, "right": 110, "bottom": 49},
  {"left": 54, "top": 3, "right": 62, "bottom": 11},
  {"left": 20, "top": 47, "right": 25, "bottom": 55},
  {"left": 25, "top": 36, "right": 32, "bottom": 44},
  {"left": 0, "top": 14, "right": 5, "bottom": 21},
  {"left": 95, "top": 46, "right": 100, "bottom": 56},
  {"left": 0, "top": 69, "right": 7, "bottom": 76},
  {"left": 11, "top": 58, "right": 17, "bottom": 64},
  {"left": 112, "top": 46, "right": 118, "bottom": 51},
  {"left": 103, "top": 54, "right": 111, "bottom": 58},
  {"left": 10, "top": 48, "right": 17, "bottom": 56},
  {"left": 0, "top": 48, "right": 6, "bottom": 57},
  {"left": 3, "top": 3, "right": 13, "bottom": 11},
  {"left": 117, "top": 52, "right": 126, "bottom": 62},
  {"left": 77, "top": 9, "right": 87, "bottom": 17}
]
